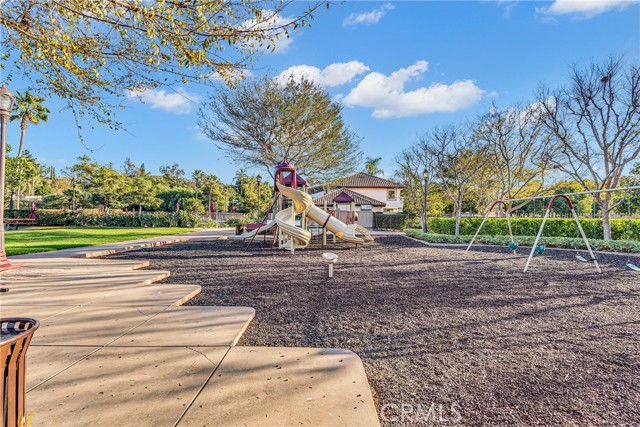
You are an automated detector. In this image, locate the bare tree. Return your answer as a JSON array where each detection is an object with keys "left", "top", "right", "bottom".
[
  {"left": 431, "top": 124, "right": 488, "bottom": 236},
  {"left": 475, "top": 102, "right": 555, "bottom": 212},
  {"left": 536, "top": 57, "right": 640, "bottom": 239},
  {"left": 198, "top": 75, "right": 361, "bottom": 184}
]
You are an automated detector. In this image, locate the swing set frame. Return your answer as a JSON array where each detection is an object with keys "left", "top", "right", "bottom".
[{"left": 466, "top": 185, "right": 640, "bottom": 273}]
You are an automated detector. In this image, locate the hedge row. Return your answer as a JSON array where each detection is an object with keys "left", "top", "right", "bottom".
[
  {"left": 405, "top": 229, "right": 640, "bottom": 253},
  {"left": 4, "top": 209, "right": 202, "bottom": 228},
  {"left": 374, "top": 214, "right": 414, "bottom": 230},
  {"left": 425, "top": 217, "right": 640, "bottom": 241}
]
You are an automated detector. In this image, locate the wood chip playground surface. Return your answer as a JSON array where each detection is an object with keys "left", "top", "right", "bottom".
[{"left": 108, "top": 235, "right": 639, "bottom": 426}]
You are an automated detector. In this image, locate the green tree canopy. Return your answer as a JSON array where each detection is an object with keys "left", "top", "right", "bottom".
[
  {"left": 1, "top": 1, "right": 326, "bottom": 129},
  {"left": 198, "top": 75, "right": 362, "bottom": 184}
]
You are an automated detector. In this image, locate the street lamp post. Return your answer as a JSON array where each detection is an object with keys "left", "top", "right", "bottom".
[
  {"left": 0, "top": 86, "right": 16, "bottom": 270},
  {"left": 256, "top": 174, "right": 262, "bottom": 220},
  {"left": 422, "top": 169, "right": 429, "bottom": 233}
]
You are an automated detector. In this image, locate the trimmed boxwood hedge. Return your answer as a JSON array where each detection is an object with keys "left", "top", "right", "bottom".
[
  {"left": 425, "top": 217, "right": 640, "bottom": 241},
  {"left": 404, "top": 229, "right": 640, "bottom": 253},
  {"left": 374, "top": 213, "right": 414, "bottom": 230},
  {"left": 4, "top": 209, "right": 201, "bottom": 228}
]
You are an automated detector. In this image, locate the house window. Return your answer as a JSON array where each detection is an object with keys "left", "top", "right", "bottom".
[
  {"left": 399, "top": 189, "right": 405, "bottom": 199},
  {"left": 361, "top": 204, "right": 372, "bottom": 211},
  {"left": 387, "top": 190, "right": 396, "bottom": 200}
]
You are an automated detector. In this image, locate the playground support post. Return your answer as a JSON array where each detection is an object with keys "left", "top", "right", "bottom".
[
  {"left": 523, "top": 194, "right": 601, "bottom": 273},
  {"left": 465, "top": 201, "right": 512, "bottom": 254}
]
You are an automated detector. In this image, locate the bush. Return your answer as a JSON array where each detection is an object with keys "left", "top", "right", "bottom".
[
  {"left": 226, "top": 217, "right": 251, "bottom": 226},
  {"left": 5, "top": 209, "right": 202, "bottom": 228},
  {"left": 404, "top": 229, "right": 640, "bottom": 253},
  {"left": 424, "top": 217, "right": 640, "bottom": 241},
  {"left": 374, "top": 213, "right": 416, "bottom": 230},
  {"left": 180, "top": 197, "right": 205, "bottom": 215}
]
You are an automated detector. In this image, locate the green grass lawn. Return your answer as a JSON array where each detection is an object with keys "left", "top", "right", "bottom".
[{"left": 5, "top": 227, "right": 196, "bottom": 256}]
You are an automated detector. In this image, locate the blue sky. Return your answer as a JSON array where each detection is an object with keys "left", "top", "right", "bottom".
[{"left": 4, "top": 0, "right": 639, "bottom": 182}]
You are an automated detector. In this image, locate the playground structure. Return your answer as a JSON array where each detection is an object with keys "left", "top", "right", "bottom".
[
  {"left": 466, "top": 186, "right": 640, "bottom": 273},
  {"left": 242, "top": 161, "right": 372, "bottom": 253}
]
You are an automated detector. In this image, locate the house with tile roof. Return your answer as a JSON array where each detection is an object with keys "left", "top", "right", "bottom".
[{"left": 312, "top": 173, "right": 404, "bottom": 213}]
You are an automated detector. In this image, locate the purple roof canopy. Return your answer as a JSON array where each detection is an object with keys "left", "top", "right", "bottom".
[
  {"left": 333, "top": 191, "right": 355, "bottom": 203},
  {"left": 283, "top": 173, "right": 307, "bottom": 186}
]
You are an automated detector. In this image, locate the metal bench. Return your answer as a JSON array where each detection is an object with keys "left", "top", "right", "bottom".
[{"left": 3, "top": 218, "right": 36, "bottom": 230}]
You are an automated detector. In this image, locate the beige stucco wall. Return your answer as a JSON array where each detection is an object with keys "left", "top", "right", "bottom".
[{"left": 346, "top": 187, "right": 404, "bottom": 212}]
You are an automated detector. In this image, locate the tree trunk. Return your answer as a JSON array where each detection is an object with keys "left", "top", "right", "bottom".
[
  {"left": 17, "top": 126, "right": 26, "bottom": 157},
  {"left": 208, "top": 190, "right": 212, "bottom": 220},
  {"left": 601, "top": 198, "right": 612, "bottom": 240},
  {"left": 455, "top": 196, "right": 463, "bottom": 236}
]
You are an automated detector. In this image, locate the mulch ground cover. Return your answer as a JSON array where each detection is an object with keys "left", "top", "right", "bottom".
[{"left": 108, "top": 235, "right": 640, "bottom": 426}]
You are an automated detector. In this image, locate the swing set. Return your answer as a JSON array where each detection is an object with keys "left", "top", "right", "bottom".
[{"left": 465, "top": 186, "right": 640, "bottom": 273}]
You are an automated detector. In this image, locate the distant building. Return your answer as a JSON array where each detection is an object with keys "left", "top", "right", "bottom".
[{"left": 312, "top": 173, "right": 404, "bottom": 213}]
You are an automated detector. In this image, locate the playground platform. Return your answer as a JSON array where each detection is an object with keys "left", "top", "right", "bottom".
[{"left": 1, "top": 230, "right": 379, "bottom": 427}]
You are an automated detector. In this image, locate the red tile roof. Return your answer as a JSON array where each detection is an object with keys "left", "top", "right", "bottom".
[
  {"left": 313, "top": 188, "right": 386, "bottom": 207},
  {"left": 329, "top": 173, "right": 404, "bottom": 189}
]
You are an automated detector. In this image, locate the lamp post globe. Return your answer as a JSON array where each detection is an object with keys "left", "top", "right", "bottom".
[{"left": 0, "top": 87, "right": 16, "bottom": 258}]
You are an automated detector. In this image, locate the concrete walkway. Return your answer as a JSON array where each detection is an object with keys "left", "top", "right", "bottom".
[{"left": 1, "top": 230, "right": 379, "bottom": 427}]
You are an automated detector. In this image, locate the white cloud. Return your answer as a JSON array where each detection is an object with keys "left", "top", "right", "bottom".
[
  {"left": 343, "top": 3, "right": 394, "bottom": 27},
  {"left": 278, "top": 61, "right": 370, "bottom": 87},
  {"left": 127, "top": 87, "right": 201, "bottom": 114},
  {"left": 537, "top": 0, "right": 638, "bottom": 18},
  {"left": 240, "top": 11, "right": 295, "bottom": 53},
  {"left": 342, "top": 61, "right": 484, "bottom": 118}
]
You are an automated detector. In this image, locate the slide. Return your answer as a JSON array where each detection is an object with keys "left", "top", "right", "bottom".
[
  {"left": 238, "top": 219, "right": 278, "bottom": 240},
  {"left": 276, "top": 183, "right": 366, "bottom": 249}
]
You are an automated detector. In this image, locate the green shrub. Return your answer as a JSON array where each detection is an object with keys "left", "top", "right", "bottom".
[
  {"left": 404, "top": 229, "right": 640, "bottom": 253},
  {"left": 374, "top": 213, "right": 416, "bottom": 230},
  {"left": 424, "top": 217, "right": 640, "bottom": 241},
  {"left": 226, "top": 217, "right": 251, "bottom": 226},
  {"left": 3, "top": 209, "right": 202, "bottom": 228}
]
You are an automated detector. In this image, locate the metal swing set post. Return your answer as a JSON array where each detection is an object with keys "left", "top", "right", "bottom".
[
  {"left": 523, "top": 194, "right": 601, "bottom": 273},
  {"left": 465, "top": 200, "right": 515, "bottom": 254}
]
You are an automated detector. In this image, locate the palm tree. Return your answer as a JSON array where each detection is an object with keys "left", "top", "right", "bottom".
[
  {"left": 9, "top": 91, "right": 49, "bottom": 208},
  {"left": 202, "top": 174, "right": 220, "bottom": 219},
  {"left": 192, "top": 169, "right": 205, "bottom": 199},
  {"left": 10, "top": 91, "right": 50, "bottom": 157},
  {"left": 364, "top": 157, "right": 383, "bottom": 176}
]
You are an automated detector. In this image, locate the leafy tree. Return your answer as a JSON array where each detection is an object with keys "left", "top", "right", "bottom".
[
  {"left": 159, "top": 163, "right": 186, "bottom": 189},
  {"left": 431, "top": 124, "right": 488, "bottom": 236},
  {"left": 157, "top": 190, "right": 194, "bottom": 212},
  {"left": 536, "top": 57, "right": 640, "bottom": 239},
  {"left": 69, "top": 156, "right": 126, "bottom": 210},
  {"left": 198, "top": 75, "right": 361, "bottom": 184},
  {"left": 42, "top": 194, "right": 69, "bottom": 209},
  {"left": 364, "top": 157, "right": 384, "bottom": 176},
  {"left": 8, "top": 91, "right": 49, "bottom": 208},
  {"left": 474, "top": 103, "right": 554, "bottom": 211},
  {"left": 202, "top": 174, "right": 222, "bottom": 219},
  {"left": 1, "top": 1, "right": 327, "bottom": 129},
  {"left": 192, "top": 169, "right": 206, "bottom": 202},
  {"left": 122, "top": 161, "right": 161, "bottom": 211}
]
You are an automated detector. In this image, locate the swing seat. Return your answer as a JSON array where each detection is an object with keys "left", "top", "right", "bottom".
[
  {"left": 626, "top": 263, "right": 640, "bottom": 272},
  {"left": 534, "top": 245, "right": 546, "bottom": 255},
  {"left": 507, "top": 242, "right": 519, "bottom": 251},
  {"left": 575, "top": 255, "right": 597, "bottom": 262}
]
